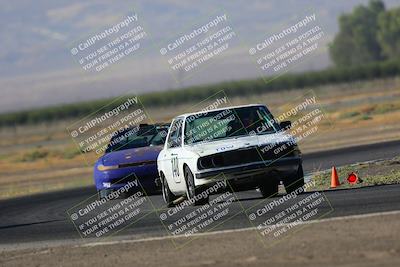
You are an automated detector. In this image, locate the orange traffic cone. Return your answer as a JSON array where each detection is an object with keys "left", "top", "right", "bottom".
[{"left": 330, "top": 166, "right": 340, "bottom": 188}]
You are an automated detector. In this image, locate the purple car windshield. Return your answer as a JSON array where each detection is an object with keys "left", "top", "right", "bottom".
[{"left": 105, "top": 125, "right": 167, "bottom": 153}]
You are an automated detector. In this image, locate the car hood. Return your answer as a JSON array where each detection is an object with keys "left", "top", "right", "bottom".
[
  {"left": 101, "top": 145, "right": 162, "bottom": 166},
  {"left": 185, "top": 132, "right": 294, "bottom": 157}
]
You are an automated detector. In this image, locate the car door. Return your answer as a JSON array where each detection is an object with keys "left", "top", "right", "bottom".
[{"left": 163, "top": 118, "right": 184, "bottom": 185}]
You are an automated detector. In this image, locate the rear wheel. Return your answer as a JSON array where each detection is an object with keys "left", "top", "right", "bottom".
[
  {"left": 184, "top": 166, "right": 209, "bottom": 206},
  {"left": 258, "top": 176, "right": 279, "bottom": 198},
  {"left": 283, "top": 165, "right": 305, "bottom": 194},
  {"left": 161, "top": 173, "right": 177, "bottom": 207}
]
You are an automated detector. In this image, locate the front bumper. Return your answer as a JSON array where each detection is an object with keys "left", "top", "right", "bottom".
[
  {"left": 94, "top": 164, "right": 160, "bottom": 192},
  {"left": 195, "top": 157, "right": 302, "bottom": 180}
]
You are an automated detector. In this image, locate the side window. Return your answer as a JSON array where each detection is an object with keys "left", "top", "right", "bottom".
[{"left": 167, "top": 119, "right": 183, "bottom": 148}]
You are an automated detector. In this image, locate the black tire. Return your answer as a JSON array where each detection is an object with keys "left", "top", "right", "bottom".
[
  {"left": 98, "top": 189, "right": 112, "bottom": 200},
  {"left": 98, "top": 188, "right": 130, "bottom": 200},
  {"left": 161, "top": 173, "right": 177, "bottom": 208},
  {"left": 258, "top": 176, "right": 279, "bottom": 198},
  {"left": 283, "top": 165, "right": 305, "bottom": 194},
  {"left": 184, "top": 166, "right": 209, "bottom": 206}
]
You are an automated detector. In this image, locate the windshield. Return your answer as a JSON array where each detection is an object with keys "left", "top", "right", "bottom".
[
  {"left": 106, "top": 125, "right": 168, "bottom": 153},
  {"left": 184, "top": 106, "right": 279, "bottom": 144}
]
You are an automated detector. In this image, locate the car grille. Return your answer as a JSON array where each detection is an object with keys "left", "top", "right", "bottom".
[
  {"left": 118, "top": 160, "right": 156, "bottom": 169},
  {"left": 197, "top": 143, "right": 295, "bottom": 170}
]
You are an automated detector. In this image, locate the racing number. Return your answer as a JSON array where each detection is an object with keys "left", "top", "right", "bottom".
[
  {"left": 167, "top": 118, "right": 183, "bottom": 183},
  {"left": 171, "top": 156, "right": 179, "bottom": 178}
]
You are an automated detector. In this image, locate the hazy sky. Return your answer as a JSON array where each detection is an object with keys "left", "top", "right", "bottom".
[{"left": 1, "top": 0, "right": 398, "bottom": 113}]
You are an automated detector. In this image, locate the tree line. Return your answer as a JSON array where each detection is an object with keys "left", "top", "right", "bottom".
[
  {"left": 1, "top": 0, "right": 400, "bottom": 127},
  {"left": 330, "top": 0, "right": 400, "bottom": 66},
  {"left": 1, "top": 59, "right": 399, "bottom": 127}
]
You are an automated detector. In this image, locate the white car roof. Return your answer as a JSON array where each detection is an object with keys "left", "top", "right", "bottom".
[{"left": 176, "top": 103, "right": 265, "bottom": 119}]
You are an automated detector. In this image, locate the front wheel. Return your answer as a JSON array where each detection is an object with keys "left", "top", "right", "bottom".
[
  {"left": 161, "top": 173, "right": 177, "bottom": 207},
  {"left": 258, "top": 176, "right": 279, "bottom": 198},
  {"left": 184, "top": 166, "right": 209, "bottom": 206},
  {"left": 283, "top": 165, "right": 305, "bottom": 194},
  {"left": 98, "top": 189, "right": 112, "bottom": 200}
]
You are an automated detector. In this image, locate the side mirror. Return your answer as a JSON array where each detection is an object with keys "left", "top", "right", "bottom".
[{"left": 279, "top": 120, "right": 291, "bottom": 130}]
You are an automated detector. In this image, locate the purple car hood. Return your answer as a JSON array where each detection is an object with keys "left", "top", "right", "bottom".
[{"left": 101, "top": 145, "right": 162, "bottom": 166}]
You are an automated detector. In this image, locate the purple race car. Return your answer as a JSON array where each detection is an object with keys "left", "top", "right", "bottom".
[{"left": 94, "top": 124, "right": 169, "bottom": 199}]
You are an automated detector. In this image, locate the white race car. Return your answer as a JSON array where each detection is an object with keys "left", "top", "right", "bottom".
[{"left": 157, "top": 104, "right": 304, "bottom": 206}]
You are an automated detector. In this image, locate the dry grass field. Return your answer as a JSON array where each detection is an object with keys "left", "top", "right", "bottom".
[{"left": 0, "top": 77, "right": 399, "bottom": 199}]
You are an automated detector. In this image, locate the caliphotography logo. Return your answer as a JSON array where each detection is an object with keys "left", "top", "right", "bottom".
[{"left": 1, "top": 1, "right": 400, "bottom": 267}]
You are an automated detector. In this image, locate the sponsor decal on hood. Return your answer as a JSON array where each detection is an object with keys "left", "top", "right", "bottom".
[{"left": 185, "top": 132, "right": 294, "bottom": 156}]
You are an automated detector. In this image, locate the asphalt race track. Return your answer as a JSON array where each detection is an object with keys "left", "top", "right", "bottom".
[{"left": 0, "top": 140, "right": 399, "bottom": 246}]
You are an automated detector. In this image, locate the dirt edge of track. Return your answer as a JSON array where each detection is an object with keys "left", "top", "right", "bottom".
[{"left": 2, "top": 212, "right": 400, "bottom": 267}]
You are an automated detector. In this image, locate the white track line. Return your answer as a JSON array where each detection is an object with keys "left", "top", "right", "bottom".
[{"left": 79, "top": 209, "right": 400, "bottom": 248}]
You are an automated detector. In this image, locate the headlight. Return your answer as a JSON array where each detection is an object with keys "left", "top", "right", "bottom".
[
  {"left": 198, "top": 157, "right": 212, "bottom": 169},
  {"left": 97, "top": 164, "right": 119, "bottom": 171}
]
